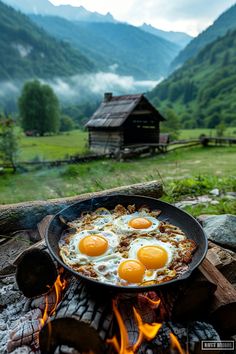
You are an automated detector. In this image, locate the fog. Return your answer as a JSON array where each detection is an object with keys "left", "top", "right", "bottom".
[
  {"left": 0, "top": 71, "right": 161, "bottom": 111},
  {"left": 43, "top": 71, "right": 161, "bottom": 103}
]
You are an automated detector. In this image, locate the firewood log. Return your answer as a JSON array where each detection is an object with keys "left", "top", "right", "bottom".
[
  {"left": 199, "top": 258, "right": 236, "bottom": 335},
  {"left": 39, "top": 277, "right": 113, "bottom": 354},
  {"left": 0, "top": 180, "right": 163, "bottom": 234},
  {"left": 207, "top": 241, "right": 236, "bottom": 284},
  {"left": 15, "top": 248, "right": 58, "bottom": 298}
]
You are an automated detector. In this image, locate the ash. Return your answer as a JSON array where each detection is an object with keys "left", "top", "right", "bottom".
[{"left": 1, "top": 276, "right": 44, "bottom": 354}]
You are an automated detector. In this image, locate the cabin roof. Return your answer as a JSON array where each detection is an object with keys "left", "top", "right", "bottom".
[{"left": 86, "top": 93, "right": 165, "bottom": 129}]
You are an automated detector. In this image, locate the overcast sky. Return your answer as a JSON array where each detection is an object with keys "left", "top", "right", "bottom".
[{"left": 49, "top": 0, "right": 236, "bottom": 36}]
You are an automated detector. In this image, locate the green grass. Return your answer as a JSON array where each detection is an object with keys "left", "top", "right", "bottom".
[
  {"left": 1, "top": 129, "right": 236, "bottom": 216},
  {"left": 16, "top": 128, "right": 236, "bottom": 162},
  {"left": 1, "top": 146, "right": 236, "bottom": 209},
  {"left": 19, "top": 130, "right": 88, "bottom": 161},
  {"left": 179, "top": 127, "right": 236, "bottom": 139}
]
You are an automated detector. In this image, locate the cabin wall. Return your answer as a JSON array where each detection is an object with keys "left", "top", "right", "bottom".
[{"left": 88, "top": 129, "right": 123, "bottom": 153}]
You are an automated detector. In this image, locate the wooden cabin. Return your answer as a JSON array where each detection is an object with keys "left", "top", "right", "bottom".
[{"left": 85, "top": 93, "right": 165, "bottom": 153}]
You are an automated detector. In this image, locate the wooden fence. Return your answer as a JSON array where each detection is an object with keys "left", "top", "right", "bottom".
[{"left": 0, "top": 136, "right": 235, "bottom": 169}]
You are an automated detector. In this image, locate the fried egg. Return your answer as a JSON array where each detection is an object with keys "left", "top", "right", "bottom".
[
  {"left": 114, "top": 212, "right": 159, "bottom": 233},
  {"left": 90, "top": 208, "right": 113, "bottom": 229},
  {"left": 129, "top": 238, "right": 174, "bottom": 270},
  {"left": 60, "top": 229, "right": 118, "bottom": 266},
  {"left": 116, "top": 238, "right": 176, "bottom": 284}
]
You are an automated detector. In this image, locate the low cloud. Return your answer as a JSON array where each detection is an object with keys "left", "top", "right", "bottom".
[
  {"left": 45, "top": 72, "right": 160, "bottom": 103},
  {"left": 0, "top": 72, "right": 160, "bottom": 110}
]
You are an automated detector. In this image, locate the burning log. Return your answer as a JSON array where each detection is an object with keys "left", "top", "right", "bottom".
[
  {"left": 40, "top": 318, "right": 105, "bottom": 354},
  {"left": 15, "top": 248, "right": 58, "bottom": 298},
  {"left": 38, "top": 281, "right": 220, "bottom": 354},
  {"left": 0, "top": 180, "right": 163, "bottom": 234},
  {"left": 199, "top": 257, "right": 236, "bottom": 335},
  {"left": 39, "top": 277, "right": 113, "bottom": 354},
  {"left": 158, "top": 275, "right": 217, "bottom": 322}
]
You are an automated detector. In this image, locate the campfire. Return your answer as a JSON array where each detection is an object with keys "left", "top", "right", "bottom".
[
  {"left": 0, "top": 183, "right": 235, "bottom": 354},
  {"left": 5, "top": 255, "right": 220, "bottom": 354}
]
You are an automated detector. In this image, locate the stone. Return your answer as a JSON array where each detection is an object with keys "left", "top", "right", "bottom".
[
  {"left": 175, "top": 195, "right": 214, "bottom": 209},
  {"left": 201, "top": 214, "right": 236, "bottom": 250},
  {"left": 210, "top": 188, "right": 220, "bottom": 196},
  {"left": 224, "top": 192, "right": 236, "bottom": 200}
]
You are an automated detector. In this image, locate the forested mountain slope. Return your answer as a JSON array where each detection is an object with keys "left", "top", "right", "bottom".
[
  {"left": 30, "top": 15, "right": 181, "bottom": 80},
  {"left": 0, "top": 1, "right": 95, "bottom": 80},
  {"left": 149, "top": 29, "right": 236, "bottom": 128}
]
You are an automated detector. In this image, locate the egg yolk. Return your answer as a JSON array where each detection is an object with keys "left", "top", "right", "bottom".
[
  {"left": 118, "top": 260, "right": 145, "bottom": 283},
  {"left": 137, "top": 246, "right": 168, "bottom": 269},
  {"left": 128, "top": 217, "right": 152, "bottom": 229},
  {"left": 79, "top": 235, "right": 108, "bottom": 257}
]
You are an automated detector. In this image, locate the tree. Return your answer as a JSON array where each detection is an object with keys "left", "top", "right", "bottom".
[
  {"left": 161, "top": 108, "right": 180, "bottom": 140},
  {"left": 0, "top": 117, "right": 19, "bottom": 172},
  {"left": 60, "top": 115, "right": 75, "bottom": 132},
  {"left": 216, "top": 122, "right": 226, "bottom": 137},
  {"left": 18, "top": 80, "right": 60, "bottom": 136}
]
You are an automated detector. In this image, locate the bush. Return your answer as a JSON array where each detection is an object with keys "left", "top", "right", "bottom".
[
  {"left": 61, "top": 165, "right": 80, "bottom": 178},
  {"left": 60, "top": 115, "right": 75, "bottom": 132},
  {"left": 166, "top": 175, "right": 236, "bottom": 200}
]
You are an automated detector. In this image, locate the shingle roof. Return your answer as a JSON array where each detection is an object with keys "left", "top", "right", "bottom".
[{"left": 85, "top": 94, "right": 164, "bottom": 128}]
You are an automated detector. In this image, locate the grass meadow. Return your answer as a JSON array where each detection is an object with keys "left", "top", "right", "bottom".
[
  {"left": 17, "top": 127, "right": 236, "bottom": 162},
  {"left": 1, "top": 144, "right": 236, "bottom": 216},
  {"left": 19, "top": 130, "right": 88, "bottom": 161},
  {"left": 0, "top": 127, "right": 235, "bottom": 215}
]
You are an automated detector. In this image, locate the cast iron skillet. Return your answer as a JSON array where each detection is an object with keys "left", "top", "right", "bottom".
[{"left": 46, "top": 194, "right": 207, "bottom": 293}]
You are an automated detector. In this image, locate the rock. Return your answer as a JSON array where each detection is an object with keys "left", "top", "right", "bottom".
[
  {"left": 224, "top": 192, "right": 236, "bottom": 200},
  {"left": 210, "top": 200, "right": 219, "bottom": 205},
  {"left": 200, "top": 214, "right": 236, "bottom": 250},
  {"left": 210, "top": 188, "right": 220, "bottom": 196},
  {"left": 175, "top": 195, "right": 214, "bottom": 209}
]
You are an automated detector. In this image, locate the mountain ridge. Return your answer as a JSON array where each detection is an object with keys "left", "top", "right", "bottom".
[
  {"left": 30, "top": 15, "right": 181, "bottom": 80},
  {"left": 171, "top": 3, "right": 236, "bottom": 70},
  {"left": 1, "top": 0, "right": 116, "bottom": 22},
  {"left": 140, "top": 23, "right": 192, "bottom": 48}
]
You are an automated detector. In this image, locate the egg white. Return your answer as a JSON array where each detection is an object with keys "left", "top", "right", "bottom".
[
  {"left": 90, "top": 208, "right": 113, "bottom": 229},
  {"left": 61, "top": 229, "right": 119, "bottom": 266},
  {"left": 114, "top": 212, "right": 160, "bottom": 234}
]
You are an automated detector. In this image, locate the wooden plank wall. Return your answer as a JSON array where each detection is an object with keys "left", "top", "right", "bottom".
[{"left": 89, "top": 130, "right": 123, "bottom": 153}]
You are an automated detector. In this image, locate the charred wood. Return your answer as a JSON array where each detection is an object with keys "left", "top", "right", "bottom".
[{"left": 15, "top": 249, "right": 57, "bottom": 298}]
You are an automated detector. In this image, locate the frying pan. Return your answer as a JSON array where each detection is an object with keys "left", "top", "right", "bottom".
[{"left": 46, "top": 194, "right": 207, "bottom": 293}]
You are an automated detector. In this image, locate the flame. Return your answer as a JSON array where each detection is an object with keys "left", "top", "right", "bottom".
[
  {"left": 170, "top": 333, "right": 186, "bottom": 354},
  {"left": 40, "top": 296, "right": 49, "bottom": 327},
  {"left": 141, "top": 295, "right": 161, "bottom": 308},
  {"left": 110, "top": 300, "right": 133, "bottom": 354},
  {"left": 132, "top": 307, "right": 162, "bottom": 352},
  {"left": 40, "top": 274, "right": 67, "bottom": 328},
  {"left": 108, "top": 299, "right": 161, "bottom": 354},
  {"left": 50, "top": 274, "right": 67, "bottom": 316}
]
